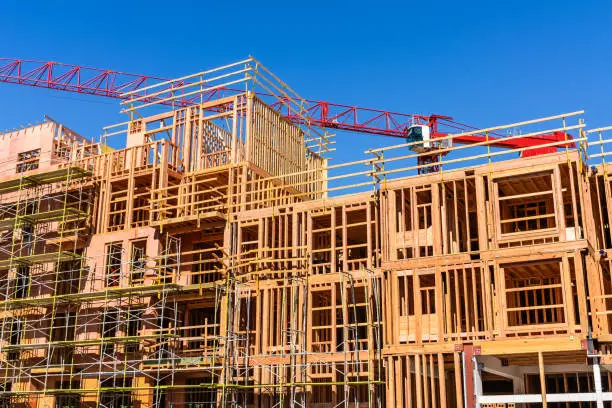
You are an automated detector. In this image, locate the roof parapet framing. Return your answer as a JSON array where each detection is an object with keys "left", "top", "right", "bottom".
[{"left": 118, "top": 56, "right": 333, "bottom": 157}]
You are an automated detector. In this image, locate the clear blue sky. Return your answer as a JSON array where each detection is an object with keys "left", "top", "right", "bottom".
[{"left": 1, "top": 0, "right": 611, "bottom": 164}]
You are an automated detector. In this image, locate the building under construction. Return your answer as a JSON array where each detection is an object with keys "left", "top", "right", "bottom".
[{"left": 1, "top": 57, "right": 612, "bottom": 407}]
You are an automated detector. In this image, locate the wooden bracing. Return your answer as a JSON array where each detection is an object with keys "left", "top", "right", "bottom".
[{"left": 3, "top": 80, "right": 612, "bottom": 407}]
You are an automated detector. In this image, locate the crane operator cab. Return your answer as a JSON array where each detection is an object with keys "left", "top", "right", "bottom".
[
  {"left": 405, "top": 124, "right": 452, "bottom": 153},
  {"left": 405, "top": 124, "right": 431, "bottom": 153}
]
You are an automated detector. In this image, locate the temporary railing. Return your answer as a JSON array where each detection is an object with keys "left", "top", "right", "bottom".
[
  {"left": 119, "top": 57, "right": 332, "bottom": 157},
  {"left": 67, "top": 139, "right": 181, "bottom": 177},
  {"left": 159, "top": 111, "right": 591, "bottom": 215},
  {"left": 368, "top": 111, "right": 586, "bottom": 180},
  {"left": 232, "top": 156, "right": 376, "bottom": 213},
  {"left": 588, "top": 125, "right": 612, "bottom": 168}
]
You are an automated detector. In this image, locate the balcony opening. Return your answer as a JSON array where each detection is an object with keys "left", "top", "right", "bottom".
[
  {"left": 503, "top": 259, "right": 567, "bottom": 334},
  {"left": 495, "top": 171, "right": 557, "bottom": 245}
]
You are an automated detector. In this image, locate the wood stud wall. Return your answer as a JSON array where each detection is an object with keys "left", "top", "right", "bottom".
[
  {"left": 87, "top": 113, "right": 612, "bottom": 406},
  {"left": 6, "top": 96, "right": 612, "bottom": 408}
]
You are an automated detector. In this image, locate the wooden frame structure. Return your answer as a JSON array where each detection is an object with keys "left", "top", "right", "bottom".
[{"left": 1, "top": 58, "right": 612, "bottom": 408}]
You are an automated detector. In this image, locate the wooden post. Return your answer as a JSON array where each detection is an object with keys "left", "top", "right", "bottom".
[
  {"left": 435, "top": 267, "right": 445, "bottom": 342},
  {"left": 539, "top": 351, "right": 547, "bottom": 408},
  {"left": 415, "top": 354, "right": 423, "bottom": 408},
  {"left": 561, "top": 255, "right": 576, "bottom": 333},
  {"left": 414, "top": 272, "right": 422, "bottom": 344},
  {"left": 454, "top": 351, "right": 464, "bottom": 408},
  {"left": 432, "top": 184, "right": 442, "bottom": 255},
  {"left": 553, "top": 166, "right": 567, "bottom": 241},
  {"left": 475, "top": 176, "right": 488, "bottom": 251}
]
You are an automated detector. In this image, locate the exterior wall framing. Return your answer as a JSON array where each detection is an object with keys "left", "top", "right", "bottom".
[{"left": 2, "top": 61, "right": 612, "bottom": 407}]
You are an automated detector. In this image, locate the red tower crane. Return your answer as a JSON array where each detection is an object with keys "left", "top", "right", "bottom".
[{"left": 0, "top": 58, "right": 574, "bottom": 172}]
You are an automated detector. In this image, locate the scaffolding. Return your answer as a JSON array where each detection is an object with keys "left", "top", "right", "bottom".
[{"left": 0, "top": 158, "right": 183, "bottom": 407}]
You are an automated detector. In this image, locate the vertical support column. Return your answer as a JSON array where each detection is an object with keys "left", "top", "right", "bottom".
[
  {"left": 231, "top": 97, "right": 240, "bottom": 163},
  {"left": 331, "top": 207, "right": 337, "bottom": 273},
  {"left": 394, "top": 356, "right": 403, "bottom": 408},
  {"left": 159, "top": 141, "right": 169, "bottom": 217},
  {"left": 197, "top": 107, "right": 205, "bottom": 169},
  {"left": 331, "top": 283, "right": 338, "bottom": 357},
  {"left": 245, "top": 93, "right": 253, "bottom": 162},
  {"left": 239, "top": 165, "right": 249, "bottom": 213},
  {"left": 423, "top": 354, "right": 430, "bottom": 408},
  {"left": 486, "top": 176, "right": 498, "bottom": 249},
  {"left": 262, "top": 287, "right": 270, "bottom": 356},
  {"left": 491, "top": 178, "right": 502, "bottom": 246},
  {"left": 482, "top": 261, "right": 494, "bottom": 339},
  {"left": 561, "top": 255, "right": 576, "bottom": 333},
  {"left": 342, "top": 205, "right": 348, "bottom": 272},
  {"left": 386, "top": 356, "right": 396, "bottom": 408},
  {"left": 415, "top": 354, "right": 423, "bottom": 408},
  {"left": 183, "top": 107, "right": 193, "bottom": 172},
  {"left": 379, "top": 191, "right": 388, "bottom": 263},
  {"left": 475, "top": 176, "right": 488, "bottom": 252},
  {"left": 387, "top": 189, "right": 397, "bottom": 261},
  {"left": 472, "top": 353, "right": 482, "bottom": 408},
  {"left": 432, "top": 184, "right": 442, "bottom": 255},
  {"left": 441, "top": 182, "right": 448, "bottom": 254},
  {"left": 258, "top": 218, "right": 265, "bottom": 268},
  {"left": 307, "top": 212, "right": 313, "bottom": 276},
  {"left": 383, "top": 272, "right": 393, "bottom": 344},
  {"left": 568, "top": 162, "right": 580, "bottom": 234},
  {"left": 124, "top": 146, "right": 136, "bottom": 228},
  {"left": 99, "top": 157, "right": 113, "bottom": 232},
  {"left": 413, "top": 272, "right": 422, "bottom": 344},
  {"left": 391, "top": 271, "right": 400, "bottom": 345},
  {"left": 454, "top": 350, "right": 464, "bottom": 408},
  {"left": 305, "top": 286, "right": 313, "bottom": 407},
  {"left": 573, "top": 251, "right": 589, "bottom": 334},
  {"left": 366, "top": 201, "right": 373, "bottom": 269},
  {"left": 435, "top": 267, "right": 445, "bottom": 341},
  {"left": 538, "top": 351, "right": 547, "bottom": 408},
  {"left": 552, "top": 166, "right": 567, "bottom": 241},
  {"left": 438, "top": 353, "right": 447, "bottom": 408},
  {"left": 593, "top": 356, "right": 605, "bottom": 408},
  {"left": 254, "top": 282, "right": 262, "bottom": 408},
  {"left": 577, "top": 162, "right": 599, "bottom": 246},
  {"left": 411, "top": 187, "right": 418, "bottom": 257},
  {"left": 585, "top": 254, "right": 608, "bottom": 336},
  {"left": 463, "top": 345, "right": 477, "bottom": 408},
  {"left": 496, "top": 263, "right": 507, "bottom": 337}
]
